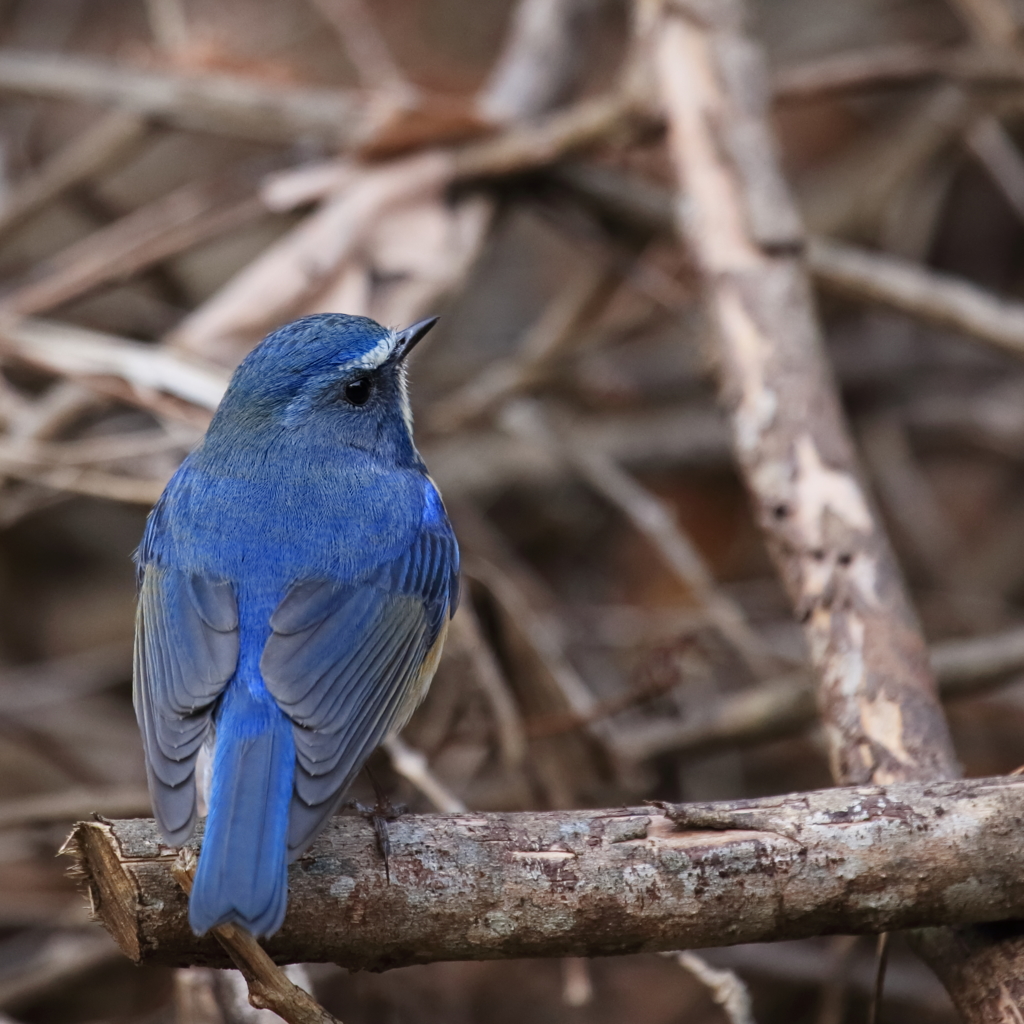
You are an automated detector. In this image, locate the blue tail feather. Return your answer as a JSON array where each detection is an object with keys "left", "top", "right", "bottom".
[{"left": 189, "top": 683, "right": 294, "bottom": 938}]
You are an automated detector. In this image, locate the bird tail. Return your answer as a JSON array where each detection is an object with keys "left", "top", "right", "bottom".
[{"left": 189, "top": 684, "right": 294, "bottom": 938}]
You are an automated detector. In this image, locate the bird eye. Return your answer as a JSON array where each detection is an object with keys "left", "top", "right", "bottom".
[{"left": 343, "top": 377, "right": 373, "bottom": 406}]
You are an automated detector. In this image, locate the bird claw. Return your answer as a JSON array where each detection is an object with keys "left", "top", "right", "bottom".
[{"left": 346, "top": 794, "right": 408, "bottom": 883}]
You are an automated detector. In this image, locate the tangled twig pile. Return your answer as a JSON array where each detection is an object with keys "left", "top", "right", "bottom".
[{"left": 6, "top": 0, "right": 1024, "bottom": 1022}]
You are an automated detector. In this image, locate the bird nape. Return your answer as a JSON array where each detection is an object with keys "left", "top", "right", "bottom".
[{"left": 132, "top": 312, "right": 458, "bottom": 937}]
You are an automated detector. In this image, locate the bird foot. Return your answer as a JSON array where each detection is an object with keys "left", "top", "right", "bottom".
[{"left": 347, "top": 796, "right": 408, "bottom": 882}]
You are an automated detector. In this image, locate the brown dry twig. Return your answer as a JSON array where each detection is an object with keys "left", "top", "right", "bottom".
[
  {"left": 0, "top": 785, "right": 152, "bottom": 829},
  {"left": 0, "top": 173, "right": 266, "bottom": 320},
  {"left": 464, "top": 554, "right": 602, "bottom": 734},
  {"left": 169, "top": 89, "right": 640, "bottom": 362},
  {"left": 525, "top": 635, "right": 701, "bottom": 740},
  {"left": 429, "top": 262, "right": 616, "bottom": 433},
  {"left": 306, "top": 0, "right": 413, "bottom": 97},
  {"left": 553, "top": 160, "right": 1024, "bottom": 369},
  {"left": 0, "top": 930, "right": 121, "bottom": 1012},
  {"left": 500, "top": 399, "right": 773, "bottom": 676},
  {"left": 171, "top": 849, "right": 342, "bottom": 1024},
  {"left": 613, "top": 623, "right": 1024, "bottom": 760},
  {"left": 770, "top": 43, "right": 1024, "bottom": 100},
  {"left": 477, "top": 0, "right": 601, "bottom": 124},
  {"left": 669, "top": 951, "right": 756, "bottom": 1024},
  {"left": 447, "top": 601, "right": 528, "bottom": 767},
  {"left": 0, "top": 48, "right": 372, "bottom": 147},
  {"left": 381, "top": 735, "right": 467, "bottom": 813},
  {"left": 0, "top": 110, "right": 149, "bottom": 241},
  {"left": 808, "top": 236, "right": 1024, "bottom": 361},
  {"left": 964, "top": 115, "right": 1024, "bottom": 224},
  {"left": 0, "top": 318, "right": 229, "bottom": 410}
]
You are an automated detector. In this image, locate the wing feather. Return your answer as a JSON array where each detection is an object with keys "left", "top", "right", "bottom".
[
  {"left": 134, "top": 566, "right": 239, "bottom": 843},
  {"left": 262, "top": 522, "right": 457, "bottom": 859}
]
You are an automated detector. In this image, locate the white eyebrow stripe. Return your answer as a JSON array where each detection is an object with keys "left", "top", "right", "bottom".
[
  {"left": 350, "top": 329, "right": 397, "bottom": 369},
  {"left": 396, "top": 361, "right": 413, "bottom": 435}
]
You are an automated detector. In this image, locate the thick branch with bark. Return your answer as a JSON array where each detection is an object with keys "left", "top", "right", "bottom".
[
  {"left": 67, "top": 777, "right": 1024, "bottom": 970},
  {"left": 654, "top": 0, "right": 955, "bottom": 785},
  {"left": 651, "top": 1, "right": 1024, "bottom": 1019}
]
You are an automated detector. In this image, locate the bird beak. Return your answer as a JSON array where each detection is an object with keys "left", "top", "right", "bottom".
[{"left": 390, "top": 316, "right": 439, "bottom": 364}]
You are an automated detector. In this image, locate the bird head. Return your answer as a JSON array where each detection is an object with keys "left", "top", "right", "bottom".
[{"left": 208, "top": 313, "right": 438, "bottom": 462}]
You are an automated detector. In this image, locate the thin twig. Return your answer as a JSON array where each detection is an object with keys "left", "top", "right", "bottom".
[
  {"left": 561, "top": 958, "right": 593, "bottom": 1007},
  {"left": 557, "top": 159, "right": 1022, "bottom": 366},
  {"left": 260, "top": 85, "right": 639, "bottom": 212},
  {"left": 0, "top": 457, "right": 165, "bottom": 503},
  {"left": 305, "top": 0, "right": 413, "bottom": 97},
  {"left": 170, "top": 89, "right": 639, "bottom": 361},
  {"left": 478, "top": 0, "right": 599, "bottom": 123},
  {"left": 0, "top": 48, "right": 371, "bottom": 147},
  {"left": 858, "top": 413, "right": 960, "bottom": 584},
  {"left": 667, "top": 940, "right": 947, "bottom": 1013},
  {"left": 930, "top": 624, "right": 1024, "bottom": 684},
  {"left": 171, "top": 849, "right": 342, "bottom": 1024},
  {"left": 144, "top": 0, "right": 190, "bottom": 56},
  {"left": 965, "top": 115, "right": 1024, "bottom": 224},
  {"left": 525, "top": 637, "right": 706, "bottom": 740},
  {"left": 613, "top": 624, "right": 1024, "bottom": 762},
  {"left": 465, "top": 556, "right": 600, "bottom": 727},
  {"left": 448, "top": 601, "right": 528, "bottom": 768},
  {"left": 771, "top": 43, "right": 963, "bottom": 100},
  {"left": 500, "top": 399, "right": 773, "bottom": 676},
  {"left": 454, "top": 503, "right": 612, "bottom": 803},
  {"left": 808, "top": 235, "right": 1024, "bottom": 361},
  {"left": 770, "top": 43, "right": 1024, "bottom": 100},
  {"left": 0, "top": 642, "right": 132, "bottom": 715},
  {"left": 812, "top": 935, "right": 860, "bottom": 1024},
  {"left": 381, "top": 735, "right": 467, "bottom": 813},
  {"left": 868, "top": 933, "right": 890, "bottom": 1024},
  {"left": 0, "top": 110, "right": 148, "bottom": 241},
  {"left": 949, "top": 0, "right": 1022, "bottom": 47},
  {"left": 166, "top": 152, "right": 456, "bottom": 359},
  {"left": 0, "top": 378, "right": 107, "bottom": 505},
  {"left": 0, "top": 784, "right": 151, "bottom": 828},
  {"left": 0, "top": 930, "right": 120, "bottom": 1011},
  {"left": 670, "top": 951, "right": 757, "bottom": 1024},
  {"left": 0, "top": 379, "right": 106, "bottom": 510},
  {"left": 800, "top": 84, "right": 973, "bottom": 238},
  {"left": 426, "top": 404, "right": 731, "bottom": 498},
  {"left": 0, "top": 427, "right": 195, "bottom": 468},
  {"left": 453, "top": 90, "right": 642, "bottom": 180},
  {"left": 0, "top": 318, "right": 229, "bottom": 410},
  {"left": 0, "top": 174, "right": 265, "bottom": 319},
  {"left": 430, "top": 262, "right": 616, "bottom": 433},
  {"left": 260, "top": 161, "right": 358, "bottom": 213}
]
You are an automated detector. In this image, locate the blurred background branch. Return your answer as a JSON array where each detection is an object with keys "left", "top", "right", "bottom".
[{"left": 0, "top": 0, "right": 1023, "bottom": 1021}]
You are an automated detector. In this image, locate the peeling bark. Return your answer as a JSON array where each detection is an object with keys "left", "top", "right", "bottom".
[{"left": 66, "top": 777, "right": 1024, "bottom": 970}]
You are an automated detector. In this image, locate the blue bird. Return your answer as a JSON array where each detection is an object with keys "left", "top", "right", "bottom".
[{"left": 133, "top": 313, "right": 458, "bottom": 937}]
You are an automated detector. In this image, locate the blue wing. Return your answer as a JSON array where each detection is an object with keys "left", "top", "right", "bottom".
[
  {"left": 134, "top": 565, "right": 239, "bottom": 844},
  {"left": 261, "top": 519, "right": 458, "bottom": 859}
]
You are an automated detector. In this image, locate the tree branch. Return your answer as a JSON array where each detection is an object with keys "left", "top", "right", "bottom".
[
  {"left": 66, "top": 776, "right": 1024, "bottom": 969},
  {"left": 650, "top": 1, "right": 1024, "bottom": 1018},
  {"left": 0, "top": 49, "right": 370, "bottom": 147},
  {"left": 653, "top": 0, "right": 956, "bottom": 786},
  {"left": 807, "top": 236, "right": 1024, "bottom": 361}
]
